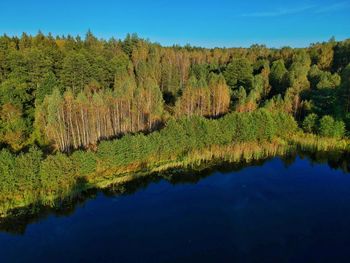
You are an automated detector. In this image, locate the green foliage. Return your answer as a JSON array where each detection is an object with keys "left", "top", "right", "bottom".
[
  {"left": 0, "top": 32, "right": 349, "bottom": 153},
  {"left": 310, "top": 41, "right": 334, "bottom": 70},
  {"left": 0, "top": 110, "right": 300, "bottom": 216},
  {"left": 190, "top": 63, "right": 216, "bottom": 80},
  {"left": 319, "top": 115, "right": 333, "bottom": 137},
  {"left": 319, "top": 115, "right": 345, "bottom": 138},
  {"left": 61, "top": 52, "right": 91, "bottom": 94},
  {"left": 333, "top": 39, "right": 350, "bottom": 72},
  {"left": 0, "top": 103, "right": 29, "bottom": 151},
  {"left": 339, "top": 64, "right": 350, "bottom": 114},
  {"left": 36, "top": 72, "right": 59, "bottom": 105},
  {"left": 308, "top": 65, "right": 340, "bottom": 89},
  {"left": 0, "top": 149, "right": 16, "bottom": 196},
  {"left": 0, "top": 32, "right": 349, "bottom": 217},
  {"left": 39, "top": 152, "right": 78, "bottom": 204},
  {"left": 286, "top": 61, "right": 310, "bottom": 91},
  {"left": 302, "top": 113, "right": 318, "bottom": 133},
  {"left": 71, "top": 150, "right": 97, "bottom": 175},
  {"left": 269, "top": 59, "right": 288, "bottom": 94},
  {"left": 224, "top": 58, "right": 253, "bottom": 90}
]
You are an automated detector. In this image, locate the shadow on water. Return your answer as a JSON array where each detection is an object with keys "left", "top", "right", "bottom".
[{"left": 1, "top": 149, "right": 350, "bottom": 235}]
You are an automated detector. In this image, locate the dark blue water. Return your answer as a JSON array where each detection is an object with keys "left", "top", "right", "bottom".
[{"left": 1, "top": 155, "right": 350, "bottom": 263}]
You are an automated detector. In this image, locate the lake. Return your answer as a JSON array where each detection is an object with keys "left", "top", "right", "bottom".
[{"left": 1, "top": 152, "right": 350, "bottom": 263}]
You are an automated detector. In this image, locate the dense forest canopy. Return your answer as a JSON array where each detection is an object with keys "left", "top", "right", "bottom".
[
  {"left": 0, "top": 32, "right": 350, "bottom": 153},
  {"left": 1, "top": 31, "right": 350, "bottom": 217}
]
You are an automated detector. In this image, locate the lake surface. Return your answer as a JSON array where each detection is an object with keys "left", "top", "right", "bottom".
[{"left": 1, "top": 153, "right": 350, "bottom": 263}]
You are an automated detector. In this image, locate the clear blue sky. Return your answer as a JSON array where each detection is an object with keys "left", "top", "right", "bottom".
[{"left": 0, "top": 0, "right": 349, "bottom": 48}]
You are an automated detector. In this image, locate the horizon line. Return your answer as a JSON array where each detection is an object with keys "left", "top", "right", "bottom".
[{"left": 0, "top": 31, "right": 348, "bottom": 49}]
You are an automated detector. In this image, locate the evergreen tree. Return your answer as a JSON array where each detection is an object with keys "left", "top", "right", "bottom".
[{"left": 224, "top": 58, "right": 253, "bottom": 90}]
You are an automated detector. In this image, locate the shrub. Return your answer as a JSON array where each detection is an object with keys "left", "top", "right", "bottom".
[{"left": 302, "top": 113, "right": 318, "bottom": 133}]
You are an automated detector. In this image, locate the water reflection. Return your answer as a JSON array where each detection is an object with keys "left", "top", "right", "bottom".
[{"left": 1, "top": 149, "right": 349, "bottom": 235}]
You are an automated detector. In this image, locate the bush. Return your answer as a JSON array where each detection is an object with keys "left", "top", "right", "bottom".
[
  {"left": 319, "top": 115, "right": 345, "bottom": 138},
  {"left": 302, "top": 113, "right": 318, "bottom": 133}
]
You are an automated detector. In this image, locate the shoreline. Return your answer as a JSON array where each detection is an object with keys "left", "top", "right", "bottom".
[{"left": 1, "top": 134, "right": 348, "bottom": 219}]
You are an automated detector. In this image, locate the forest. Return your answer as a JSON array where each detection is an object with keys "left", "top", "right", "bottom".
[{"left": 0, "top": 32, "right": 350, "bottom": 216}]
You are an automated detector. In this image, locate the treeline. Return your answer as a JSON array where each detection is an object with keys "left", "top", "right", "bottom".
[
  {"left": 1, "top": 32, "right": 350, "bottom": 152},
  {"left": 0, "top": 110, "right": 298, "bottom": 216}
]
